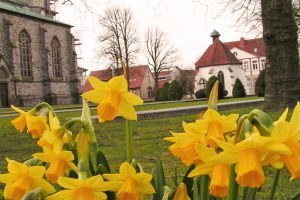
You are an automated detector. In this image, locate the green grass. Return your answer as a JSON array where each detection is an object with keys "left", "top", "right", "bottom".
[{"left": 0, "top": 105, "right": 299, "bottom": 199}]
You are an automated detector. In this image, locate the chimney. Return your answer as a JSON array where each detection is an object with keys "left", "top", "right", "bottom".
[
  {"left": 240, "top": 37, "right": 245, "bottom": 48},
  {"left": 210, "top": 30, "right": 221, "bottom": 43}
]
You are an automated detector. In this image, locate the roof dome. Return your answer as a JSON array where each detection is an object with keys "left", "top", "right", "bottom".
[{"left": 210, "top": 30, "right": 221, "bottom": 38}]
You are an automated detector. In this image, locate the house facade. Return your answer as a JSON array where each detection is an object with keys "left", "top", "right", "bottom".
[
  {"left": 0, "top": 0, "right": 80, "bottom": 107},
  {"left": 82, "top": 65, "right": 155, "bottom": 100},
  {"left": 224, "top": 38, "right": 266, "bottom": 95},
  {"left": 194, "top": 30, "right": 249, "bottom": 96}
]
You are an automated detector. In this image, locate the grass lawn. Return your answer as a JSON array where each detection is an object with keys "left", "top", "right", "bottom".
[{"left": 0, "top": 105, "right": 299, "bottom": 199}]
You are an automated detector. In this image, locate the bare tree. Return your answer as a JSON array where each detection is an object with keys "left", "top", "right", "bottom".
[
  {"left": 97, "top": 6, "right": 139, "bottom": 80},
  {"left": 145, "top": 28, "right": 179, "bottom": 91}
]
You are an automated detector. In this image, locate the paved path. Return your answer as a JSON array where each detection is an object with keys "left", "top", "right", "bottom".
[{"left": 0, "top": 99, "right": 263, "bottom": 119}]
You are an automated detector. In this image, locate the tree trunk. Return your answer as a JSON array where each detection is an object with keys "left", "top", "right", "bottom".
[{"left": 261, "top": 0, "right": 300, "bottom": 111}]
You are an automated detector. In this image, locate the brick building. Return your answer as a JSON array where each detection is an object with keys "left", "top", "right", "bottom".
[{"left": 0, "top": 0, "right": 80, "bottom": 107}]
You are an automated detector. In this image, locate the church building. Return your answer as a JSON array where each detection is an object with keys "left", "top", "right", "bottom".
[
  {"left": 194, "top": 30, "right": 250, "bottom": 96},
  {"left": 0, "top": 0, "right": 80, "bottom": 107}
]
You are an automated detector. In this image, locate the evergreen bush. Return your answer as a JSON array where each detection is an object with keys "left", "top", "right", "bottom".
[
  {"left": 255, "top": 69, "right": 266, "bottom": 97},
  {"left": 232, "top": 78, "right": 246, "bottom": 98},
  {"left": 195, "top": 89, "right": 206, "bottom": 98},
  {"left": 168, "top": 80, "right": 183, "bottom": 100},
  {"left": 205, "top": 76, "right": 226, "bottom": 99}
]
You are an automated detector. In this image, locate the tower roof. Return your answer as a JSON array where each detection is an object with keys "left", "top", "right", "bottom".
[
  {"left": 210, "top": 30, "right": 221, "bottom": 38},
  {"left": 195, "top": 36, "right": 241, "bottom": 69}
]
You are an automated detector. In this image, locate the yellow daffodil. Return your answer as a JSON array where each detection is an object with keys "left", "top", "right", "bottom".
[
  {"left": 164, "top": 121, "right": 206, "bottom": 166},
  {"left": 188, "top": 144, "right": 230, "bottom": 198},
  {"left": 103, "top": 162, "right": 155, "bottom": 200},
  {"left": 26, "top": 115, "right": 48, "bottom": 138},
  {"left": 11, "top": 105, "right": 28, "bottom": 132},
  {"left": 46, "top": 175, "right": 115, "bottom": 200},
  {"left": 0, "top": 159, "right": 55, "bottom": 200},
  {"left": 37, "top": 112, "right": 67, "bottom": 150},
  {"left": 81, "top": 75, "right": 143, "bottom": 122},
  {"left": 33, "top": 148, "right": 77, "bottom": 183},
  {"left": 196, "top": 108, "right": 239, "bottom": 148},
  {"left": 271, "top": 102, "right": 300, "bottom": 178},
  {"left": 174, "top": 183, "right": 191, "bottom": 200},
  {"left": 212, "top": 134, "right": 291, "bottom": 188}
]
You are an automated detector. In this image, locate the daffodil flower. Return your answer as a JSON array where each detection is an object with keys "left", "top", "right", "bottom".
[
  {"left": 164, "top": 121, "right": 206, "bottom": 166},
  {"left": 81, "top": 76, "right": 143, "bottom": 122},
  {"left": 103, "top": 162, "right": 155, "bottom": 200},
  {"left": 0, "top": 159, "right": 55, "bottom": 200},
  {"left": 271, "top": 102, "right": 300, "bottom": 179},
  {"left": 33, "top": 148, "right": 77, "bottom": 183},
  {"left": 174, "top": 183, "right": 191, "bottom": 200},
  {"left": 196, "top": 108, "right": 239, "bottom": 148},
  {"left": 26, "top": 115, "right": 48, "bottom": 138},
  {"left": 37, "top": 112, "right": 68, "bottom": 150},
  {"left": 46, "top": 175, "right": 115, "bottom": 200},
  {"left": 212, "top": 134, "right": 291, "bottom": 188},
  {"left": 11, "top": 105, "right": 29, "bottom": 132},
  {"left": 188, "top": 144, "right": 230, "bottom": 198}
]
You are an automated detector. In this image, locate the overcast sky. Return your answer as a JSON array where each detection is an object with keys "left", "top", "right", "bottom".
[{"left": 56, "top": 0, "right": 259, "bottom": 72}]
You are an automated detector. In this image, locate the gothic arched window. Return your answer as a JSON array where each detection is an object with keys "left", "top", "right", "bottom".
[
  {"left": 51, "top": 37, "right": 62, "bottom": 78},
  {"left": 19, "top": 30, "right": 32, "bottom": 77},
  {"left": 218, "top": 71, "right": 225, "bottom": 86}
]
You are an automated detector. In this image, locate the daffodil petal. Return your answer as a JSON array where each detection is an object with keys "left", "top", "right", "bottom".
[
  {"left": 290, "top": 102, "right": 300, "bottom": 131},
  {"left": 88, "top": 76, "right": 109, "bottom": 90},
  {"left": 101, "top": 181, "right": 122, "bottom": 192},
  {"left": 59, "top": 151, "right": 74, "bottom": 161},
  {"left": 119, "top": 162, "right": 136, "bottom": 177},
  {"left": 81, "top": 90, "right": 106, "bottom": 104},
  {"left": 57, "top": 177, "right": 82, "bottom": 189},
  {"left": 7, "top": 159, "right": 28, "bottom": 174},
  {"left": 194, "top": 144, "right": 216, "bottom": 163},
  {"left": 28, "top": 166, "right": 46, "bottom": 179},
  {"left": 188, "top": 164, "right": 212, "bottom": 177},
  {"left": 103, "top": 174, "right": 124, "bottom": 182},
  {"left": 135, "top": 173, "right": 153, "bottom": 182},
  {"left": 45, "top": 190, "right": 73, "bottom": 200},
  {"left": 137, "top": 181, "right": 156, "bottom": 194},
  {"left": 211, "top": 151, "right": 239, "bottom": 165},
  {"left": 93, "top": 192, "right": 107, "bottom": 200},
  {"left": 33, "top": 152, "right": 53, "bottom": 163},
  {"left": 10, "top": 105, "right": 25, "bottom": 114},
  {"left": 118, "top": 99, "right": 138, "bottom": 121},
  {"left": 0, "top": 173, "right": 16, "bottom": 184},
  {"left": 122, "top": 92, "right": 143, "bottom": 106},
  {"left": 32, "top": 178, "right": 56, "bottom": 194},
  {"left": 108, "top": 75, "right": 127, "bottom": 92}
]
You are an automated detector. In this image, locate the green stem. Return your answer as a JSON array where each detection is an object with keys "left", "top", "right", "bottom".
[
  {"left": 242, "top": 187, "right": 248, "bottom": 200},
  {"left": 269, "top": 169, "right": 281, "bottom": 200},
  {"left": 126, "top": 120, "right": 132, "bottom": 163},
  {"left": 200, "top": 175, "right": 209, "bottom": 200},
  {"left": 227, "top": 164, "right": 239, "bottom": 200}
]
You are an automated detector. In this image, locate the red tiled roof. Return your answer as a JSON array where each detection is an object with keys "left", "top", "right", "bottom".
[
  {"left": 195, "top": 38, "right": 241, "bottom": 69},
  {"left": 224, "top": 38, "right": 265, "bottom": 57},
  {"left": 82, "top": 65, "right": 150, "bottom": 93}
]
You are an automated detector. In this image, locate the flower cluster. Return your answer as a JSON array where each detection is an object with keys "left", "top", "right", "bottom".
[{"left": 1, "top": 75, "right": 154, "bottom": 200}]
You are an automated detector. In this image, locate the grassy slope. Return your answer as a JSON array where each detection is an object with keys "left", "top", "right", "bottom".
[{"left": 0, "top": 105, "right": 299, "bottom": 199}]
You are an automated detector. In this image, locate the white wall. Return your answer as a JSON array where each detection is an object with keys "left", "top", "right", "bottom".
[{"left": 194, "top": 64, "right": 250, "bottom": 96}]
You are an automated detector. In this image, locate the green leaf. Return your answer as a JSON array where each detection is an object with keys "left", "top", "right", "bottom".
[
  {"left": 182, "top": 164, "right": 195, "bottom": 198},
  {"left": 96, "top": 149, "right": 111, "bottom": 173},
  {"left": 96, "top": 164, "right": 108, "bottom": 175},
  {"left": 292, "top": 193, "right": 300, "bottom": 200},
  {"left": 21, "top": 188, "right": 42, "bottom": 200},
  {"left": 152, "top": 154, "right": 166, "bottom": 200}
]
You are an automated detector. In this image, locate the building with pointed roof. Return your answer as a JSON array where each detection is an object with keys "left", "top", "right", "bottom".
[{"left": 194, "top": 31, "right": 249, "bottom": 96}]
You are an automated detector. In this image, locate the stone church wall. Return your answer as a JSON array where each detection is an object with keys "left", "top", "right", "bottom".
[{"left": 0, "top": 11, "right": 80, "bottom": 106}]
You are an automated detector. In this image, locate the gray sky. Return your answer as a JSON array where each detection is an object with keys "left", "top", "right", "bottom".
[{"left": 56, "top": 0, "right": 259, "bottom": 72}]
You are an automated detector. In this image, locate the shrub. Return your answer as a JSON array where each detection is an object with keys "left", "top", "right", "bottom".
[
  {"left": 232, "top": 78, "right": 246, "bottom": 98},
  {"left": 168, "top": 80, "right": 183, "bottom": 100},
  {"left": 195, "top": 89, "right": 206, "bottom": 98},
  {"left": 255, "top": 69, "right": 266, "bottom": 97},
  {"left": 161, "top": 82, "right": 170, "bottom": 101},
  {"left": 155, "top": 88, "right": 163, "bottom": 101},
  {"left": 205, "top": 76, "right": 226, "bottom": 99}
]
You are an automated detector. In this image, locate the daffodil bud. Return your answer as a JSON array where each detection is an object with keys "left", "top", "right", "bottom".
[
  {"left": 248, "top": 109, "right": 274, "bottom": 136},
  {"left": 174, "top": 183, "right": 191, "bottom": 200},
  {"left": 208, "top": 80, "right": 219, "bottom": 110},
  {"left": 76, "top": 129, "right": 90, "bottom": 175}
]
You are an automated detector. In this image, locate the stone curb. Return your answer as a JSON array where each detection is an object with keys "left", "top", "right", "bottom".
[{"left": 91, "top": 99, "right": 264, "bottom": 123}]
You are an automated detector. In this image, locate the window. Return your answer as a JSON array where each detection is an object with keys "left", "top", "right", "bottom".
[
  {"left": 261, "top": 59, "right": 266, "bottom": 70},
  {"left": 147, "top": 87, "right": 153, "bottom": 98},
  {"left": 243, "top": 60, "right": 250, "bottom": 71},
  {"left": 51, "top": 37, "right": 62, "bottom": 78},
  {"left": 19, "top": 30, "right": 32, "bottom": 77},
  {"left": 233, "top": 52, "right": 237, "bottom": 56},
  {"left": 254, "top": 48, "right": 258, "bottom": 53},
  {"left": 252, "top": 60, "right": 258, "bottom": 70},
  {"left": 218, "top": 71, "right": 225, "bottom": 86},
  {"left": 198, "top": 78, "right": 207, "bottom": 89}
]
